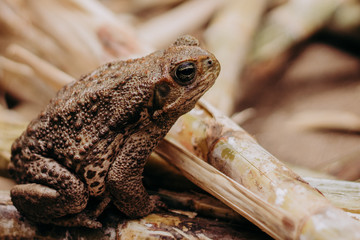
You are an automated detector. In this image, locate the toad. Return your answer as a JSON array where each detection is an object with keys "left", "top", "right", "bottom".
[{"left": 8, "top": 35, "right": 220, "bottom": 228}]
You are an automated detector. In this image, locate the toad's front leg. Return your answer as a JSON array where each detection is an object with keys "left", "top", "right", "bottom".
[{"left": 106, "top": 130, "right": 165, "bottom": 218}]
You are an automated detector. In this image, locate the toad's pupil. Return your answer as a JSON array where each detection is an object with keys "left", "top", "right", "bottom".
[
  {"left": 180, "top": 67, "right": 192, "bottom": 75},
  {"left": 174, "top": 62, "right": 196, "bottom": 85}
]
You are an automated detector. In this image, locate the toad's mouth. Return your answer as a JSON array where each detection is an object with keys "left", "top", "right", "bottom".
[{"left": 148, "top": 81, "right": 210, "bottom": 121}]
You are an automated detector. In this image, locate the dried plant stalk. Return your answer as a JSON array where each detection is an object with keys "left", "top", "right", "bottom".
[
  {"left": 239, "top": 0, "right": 343, "bottom": 105},
  {"left": 304, "top": 177, "right": 360, "bottom": 214},
  {"left": 149, "top": 147, "right": 360, "bottom": 218},
  {"left": 288, "top": 110, "right": 360, "bottom": 132},
  {"left": 0, "top": 57, "right": 56, "bottom": 106},
  {"left": 103, "top": 0, "right": 186, "bottom": 14},
  {"left": 6, "top": 44, "right": 74, "bottom": 89},
  {"left": 155, "top": 100, "right": 360, "bottom": 239},
  {"left": 0, "top": 56, "right": 53, "bottom": 105},
  {"left": 250, "top": 0, "right": 342, "bottom": 62},
  {"left": 0, "top": 107, "right": 27, "bottom": 176},
  {"left": 203, "top": 0, "right": 268, "bottom": 115},
  {"left": 158, "top": 189, "right": 244, "bottom": 222},
  {"left": 0, "top": 0, "right": 145, "bottom": 78},
  {"left": 0, "top": 0, "right": 65, "bottom": 66},
  {"left": 329, "top": 0, "right": 360, "bottom": 31},
  {"left": 137, "top": 0, "right": 224, "bottom": 49},
  {"left": 322, "top": 149, "right": 360, "bottom": 181}
]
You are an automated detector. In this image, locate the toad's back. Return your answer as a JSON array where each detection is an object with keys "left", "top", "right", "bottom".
[{"left": 10, "top": 58, "right": 154, "bottom": 182}]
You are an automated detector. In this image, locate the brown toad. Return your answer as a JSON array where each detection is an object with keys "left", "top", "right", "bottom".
[{"left": 8, "top": 35, "right": 220, "bottom": 228}]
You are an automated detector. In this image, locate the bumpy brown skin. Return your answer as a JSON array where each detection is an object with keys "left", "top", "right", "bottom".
[{"left": 8, "top": 35, "right": 220, "bottom": 228}]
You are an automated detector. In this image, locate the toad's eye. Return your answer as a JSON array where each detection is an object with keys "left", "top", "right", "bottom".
[{"left": 172, "top": 62, "right": 196, "bottom": 86}]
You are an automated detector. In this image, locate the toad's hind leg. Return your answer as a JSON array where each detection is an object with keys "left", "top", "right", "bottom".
[{"left": 9, "top": 156, "right": 93, "bottom": 227}]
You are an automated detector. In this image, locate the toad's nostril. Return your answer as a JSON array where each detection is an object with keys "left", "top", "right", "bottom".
[{"left": 206, "top": 59, "right": 213, "bottom": 67}]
